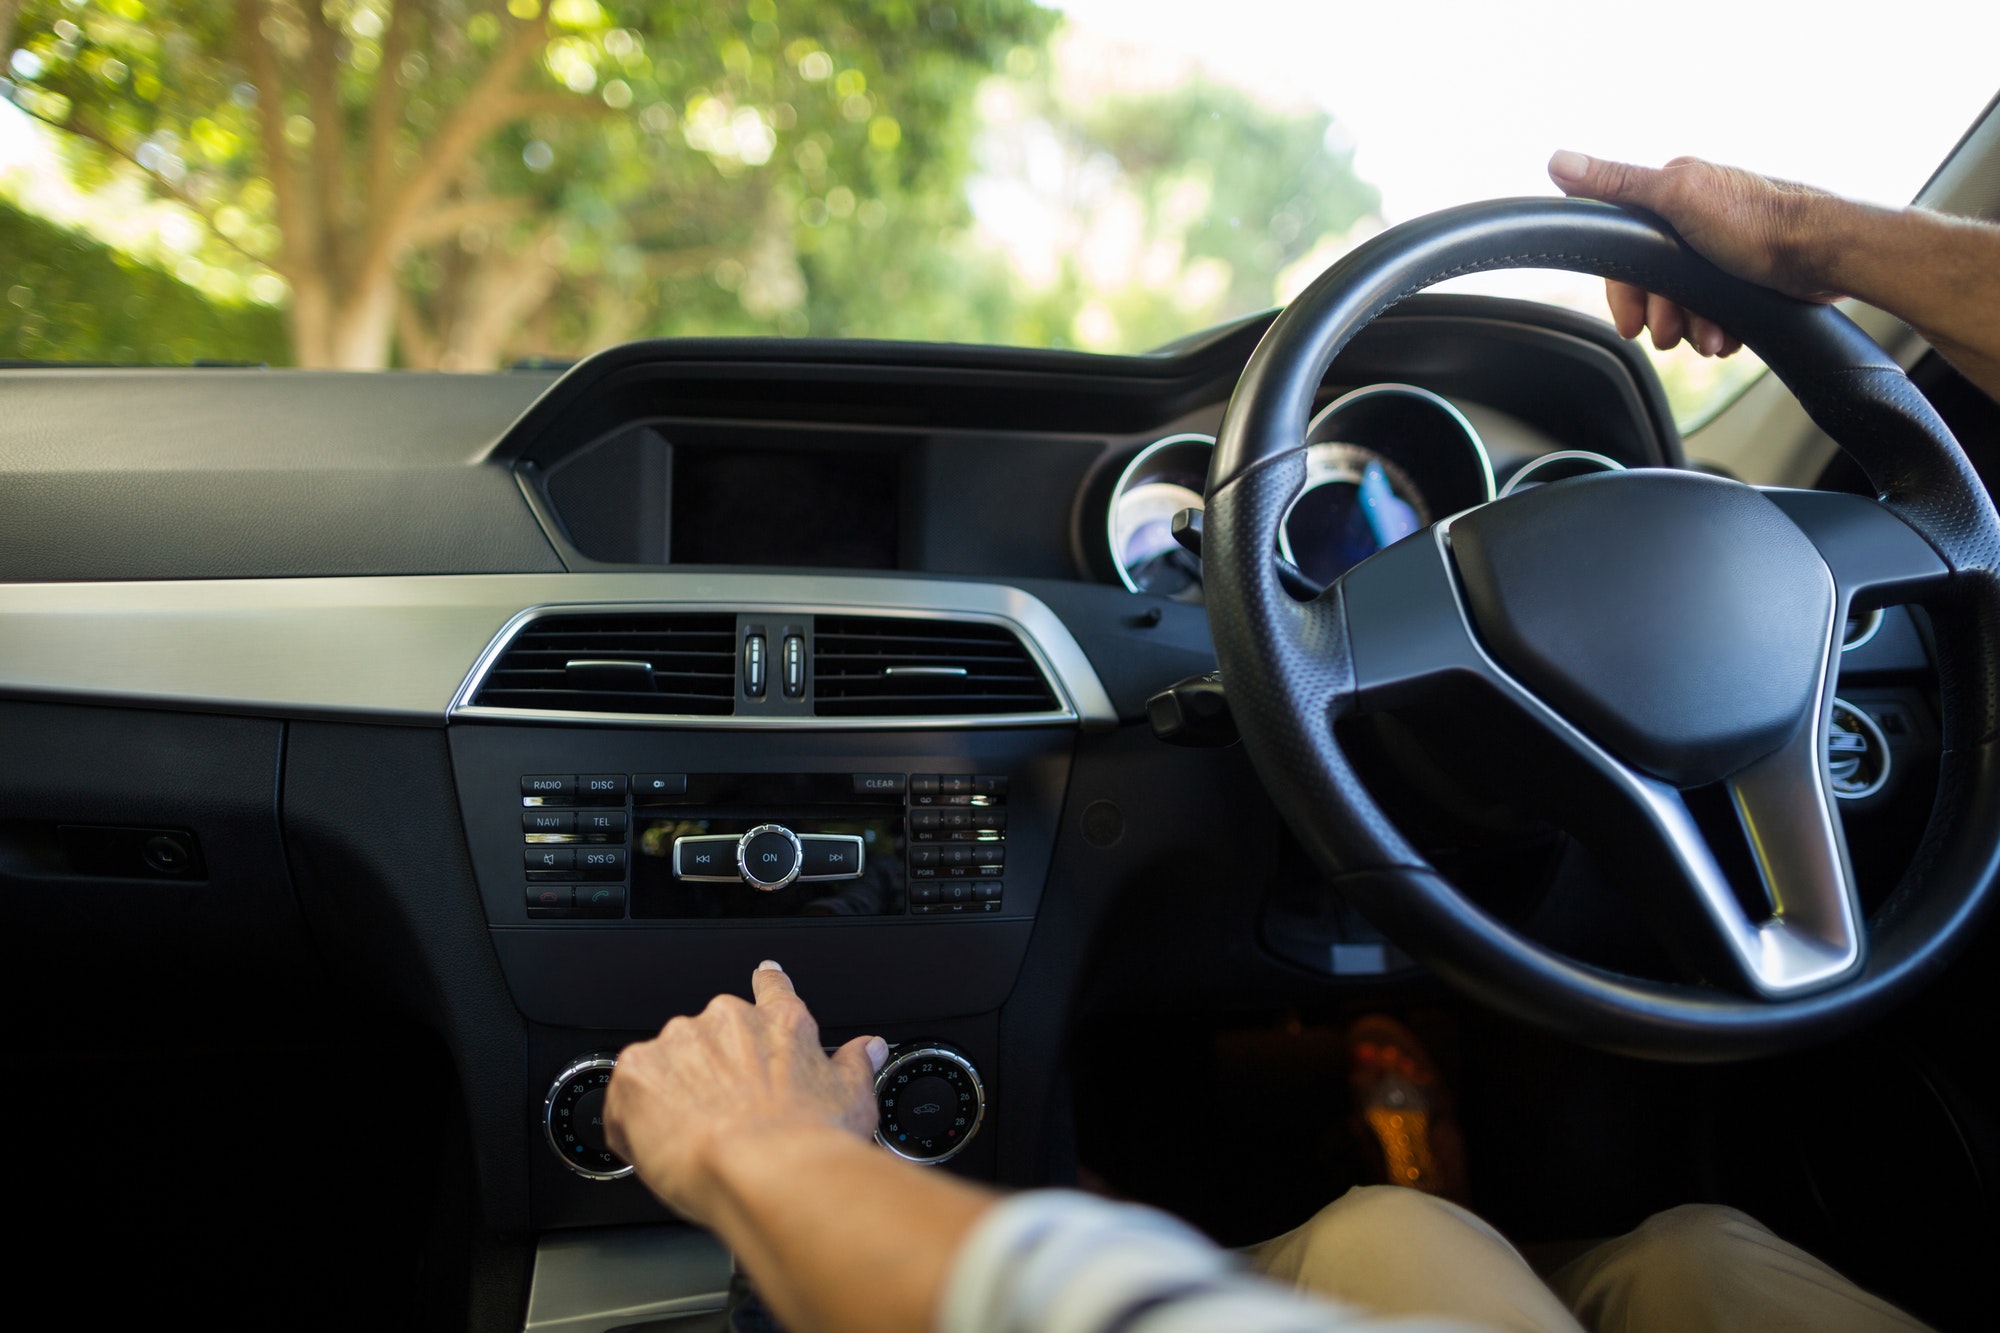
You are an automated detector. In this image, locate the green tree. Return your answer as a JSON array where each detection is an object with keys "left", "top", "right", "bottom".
[
  {"left": 0, "top": 196, "right": 287, "bottom": 361},
  {"left": 3, "top": 0, "right": 1048, "bottom": 367}
]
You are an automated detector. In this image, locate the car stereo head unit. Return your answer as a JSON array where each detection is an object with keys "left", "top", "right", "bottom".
[{"left": 517, "top": 770, "right": 1009, "bottom": 921}]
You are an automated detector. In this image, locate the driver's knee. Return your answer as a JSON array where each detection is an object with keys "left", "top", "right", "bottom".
[
  {"left": 1549, "top": 1203, "right": 1929, "bottom": 1333},
  {"left": 1250, "top": 1186, "right": 1583, "bottom": 1333},
  {"left": 1260, "top": 1185, "right": 1492, "bottom": 1272}
]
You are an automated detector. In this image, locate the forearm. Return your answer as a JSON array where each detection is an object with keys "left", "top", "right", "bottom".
[
  {"left": 697, "top": 1124, "right": 996, "bottom": 1333},
  {"left": 1804, "top": 197, "right": 2000, "bottom": 398}
]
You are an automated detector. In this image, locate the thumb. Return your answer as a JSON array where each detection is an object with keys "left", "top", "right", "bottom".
[
  {"left": 1548, "top": 150, "right": 1667, "bottom": 209},
  {"left": 832, "top": 1034, "right": 890, "bottom": 1089}
]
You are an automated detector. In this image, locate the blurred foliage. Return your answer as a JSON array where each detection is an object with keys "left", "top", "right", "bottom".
[
  {"left": 0, "top": 2, "right": 1387, "bottom": 366},
  {"left": 0, "top": 196, "right": 287, "bottom": 362}
]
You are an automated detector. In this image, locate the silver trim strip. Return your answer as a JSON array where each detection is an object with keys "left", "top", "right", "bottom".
[
  {"left": 672, "top": 832, "right": 868, "bottom": 884},
  {"left": 0, "top": 572, "right": 1116, "bottom": 729},
  {"left": 1841, "top": 606, "right": 1885, "bottom": 652},
  {"left": 1497, "top": 449, "right": 1627, "bottom": 498},
  {"left": 1308, "top": 383, "right": 1497, "bottom": 501},
  {"left": 1106, "top": 431, "right": 1218, "bottom": 594}
]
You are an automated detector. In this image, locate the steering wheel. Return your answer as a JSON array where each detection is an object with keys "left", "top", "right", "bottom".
[{"left": 1204, "top": 197, "right": 2000, "bottom": 1060}]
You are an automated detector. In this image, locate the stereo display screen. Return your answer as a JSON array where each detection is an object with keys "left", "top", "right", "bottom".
[{"left": 670, "top": 446, "right": 901, "bottom": 569}]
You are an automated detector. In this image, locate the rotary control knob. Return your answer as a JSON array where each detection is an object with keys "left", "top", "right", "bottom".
[
  {"left": 545, "top": 1054, "right": 633, "bottom": 1180},
  {"left": 737, "top": 823, "right": 804, "bottom": 890},
  {"left": 875, "top": 1044, "right": 985, "bottom": 1165}
]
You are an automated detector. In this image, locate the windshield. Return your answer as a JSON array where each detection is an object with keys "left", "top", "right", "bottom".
[{"left": 2, "top": 1, "right": 1994, "bottom": 425}]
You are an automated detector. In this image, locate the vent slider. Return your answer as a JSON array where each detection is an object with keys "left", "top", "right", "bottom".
[
  {"left": 812, "top": 615, "right": 1059, "bottom": 718},
  {"left": 564, "top": 659, "right": 657, "bottom": 692}
]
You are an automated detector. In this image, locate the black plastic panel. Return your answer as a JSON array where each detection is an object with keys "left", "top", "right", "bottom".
[
  {"left": 450, "top": 724, "right": 1071, "bottom": 1029},
  {"left": 0, "top": 701, "right": 314, "bottom": 1033}
]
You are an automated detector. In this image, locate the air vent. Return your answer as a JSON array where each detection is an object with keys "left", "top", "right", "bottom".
[
  {"left": 473, "top": 612, "right": 737, "bottom": 715},
  {"left": 812, "top": 616, "right": 1060, "bottom": 718}
]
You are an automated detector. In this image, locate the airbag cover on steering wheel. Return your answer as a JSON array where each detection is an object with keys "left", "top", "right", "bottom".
[{"left": 1450, "top": 468, "right": 1832, "bottom": 787}]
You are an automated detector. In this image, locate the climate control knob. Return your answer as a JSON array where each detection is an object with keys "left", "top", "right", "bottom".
[
  {"left": 545, "top": 1054, "right": 633, "bottom": 1180},
  {"left": 875, "top": 1044, "right": 985, "bottom": 1165},
  {"left": 737, "top": 823, "right": 804, "bottom": 890}
]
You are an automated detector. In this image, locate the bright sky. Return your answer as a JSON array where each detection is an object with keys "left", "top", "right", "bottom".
[{"left": 1050, "top": 0, "right": 2000, "bottom": 221}]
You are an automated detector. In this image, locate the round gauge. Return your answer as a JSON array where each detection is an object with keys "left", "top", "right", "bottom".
[
  {"left": 1279, "top": 443, "right": 1429, "bottom": 586},
  {"left": 1106, "top": 433, "right": 1215, "bottom": 600},
  {"left": 1499, "top": 450, "right": 1626, "bottom": 497}
]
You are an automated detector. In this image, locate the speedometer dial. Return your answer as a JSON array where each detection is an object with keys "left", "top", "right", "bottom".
[
  {"left": 1106, "top": 432, "right": 1215, "bottom": 600},
  {"left": 1278, "top": 443, "right": 1427, "bottom": 586},
  {"left": 1113, "top": 480, "right": 1206, "bottom": 597}
]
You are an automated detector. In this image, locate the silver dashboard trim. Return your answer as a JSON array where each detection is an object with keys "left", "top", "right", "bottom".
[
  {"left": 0, "top": 572, "right": 1116, "bottom": 730},
  {"left": 1308, "top": 383, "right": 1497, "bottom": 502},
  {"left": 1106, "top": 431, "right": 1218, "bottom": 594},
  {"left": 1497, "top": 448, "right": 1627, "bottom": 498}
]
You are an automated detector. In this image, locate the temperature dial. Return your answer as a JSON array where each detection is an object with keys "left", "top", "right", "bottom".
[
  {"left": 875, "top": 1044, "right": 985, "bottom": 1165},
  {"left": 544, "top": 1054, "right": 633, "bottom": 1180}
]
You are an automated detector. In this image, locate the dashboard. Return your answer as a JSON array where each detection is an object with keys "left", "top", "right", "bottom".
[{"left": 0, "top": 290, "right": 1945, "bottom": 1326}]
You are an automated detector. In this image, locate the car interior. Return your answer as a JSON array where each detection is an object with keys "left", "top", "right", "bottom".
[{"left": 3, "top": 41, "right": 1999, "bottom": 1333}]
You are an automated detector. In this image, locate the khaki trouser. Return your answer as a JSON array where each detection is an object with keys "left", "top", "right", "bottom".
[{"left": 1245, "top": 1186, "right": 1932, "bottom": 1333}]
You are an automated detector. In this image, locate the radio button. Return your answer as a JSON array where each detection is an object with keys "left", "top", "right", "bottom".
[
  {"left": 909, "top": 846, "right": 939, "bottom": 868},
  {"left": 939, "top": 775, "right": 973, "bottom": 795},
  {"left": 577, "top": 774, "right": 628, "bottom": 804},
  {"left": 800, "top": 836, "right": 863, "bottom": 879},
  {"left": 521, "top": 774, "right": 576, "bottom": 802},
  {"left": 974, "top": 881, "right": 1003, "bottom": 902},
  {"left": 525, "top": 847, "right": 575, "bottom": 873},
  {"left": 739, "top": 825, "right": 803, "bottom": 890},
  {"left": 910, "top": 883, "right": 940, "bottom": 905},
  {"left": 524, "top": 810, "right": 574, "bottom": 834},
  {"left": 575, "top": 810, "right": 628, "bottom": 835},
  {"left": 972, "top": 845, "right": 1005, "bottom": 867},
  {"left": 909, "top": 774, "right": 941, "bottom": 796},
  {"left": 675, "top": 838, "right": 738, "bottom": 879},
  {"left": 973, "top": 775, "right": 1009, "bottom": 796},
  {"left": 634, "top": 774, "right": 689, "bottom": 803}
]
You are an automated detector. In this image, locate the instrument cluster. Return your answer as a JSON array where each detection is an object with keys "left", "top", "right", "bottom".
[{"left": 1102, "top": 384, "right": 1500, "bottom": 601}]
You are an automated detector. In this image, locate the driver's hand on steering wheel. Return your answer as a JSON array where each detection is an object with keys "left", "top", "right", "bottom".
[
  {"left": 603, "top": 960, "right": 888, "bottom": 1226},
  {"left": 1547, "top": 151, "right": 1844, "bottom": 358}
]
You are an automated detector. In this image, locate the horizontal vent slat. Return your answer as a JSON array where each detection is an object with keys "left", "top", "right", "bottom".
[
  {"left": 472, "top": 612, "right": 737, "bottom": 716},
  {"left": 810, "top": 615, "right": 1058, "bottom": 719}
]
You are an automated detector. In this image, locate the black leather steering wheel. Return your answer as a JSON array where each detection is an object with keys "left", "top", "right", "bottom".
[{"left": 1204, "top": 197, "right": 2000, "bottom": 1061}]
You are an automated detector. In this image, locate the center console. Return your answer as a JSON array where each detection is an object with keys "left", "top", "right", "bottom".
[{"left": 448, "top": 722, "right": 1076, "bottom": 1227}]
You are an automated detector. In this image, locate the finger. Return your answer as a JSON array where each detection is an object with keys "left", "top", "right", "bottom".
[
  {"left": 1688, "top": 313, "right": 1729, "bottom": 358},
  {"left": 1717, "top": 333, "right": 1744, "bottom": 357},
  {"left": 1605, "top": 280, "right": 1649, "bottom": 340},
  {"left": 751, "top": 959, "right": 800, "bottom": 1008},
  {"left": 1548, "top": 150, "right": 1670, "bottom": 211},
  {"left": 1645, "top": 291, "right": 1687, "bottom": 351},
  {"left": 831, "top": 1035, "right": 889, "bottom": 1088}
]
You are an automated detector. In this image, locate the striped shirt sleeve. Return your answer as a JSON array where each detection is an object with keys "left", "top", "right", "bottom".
[{"left": 936, "top": 1190, "right": 1497, "bottom": 1333}]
